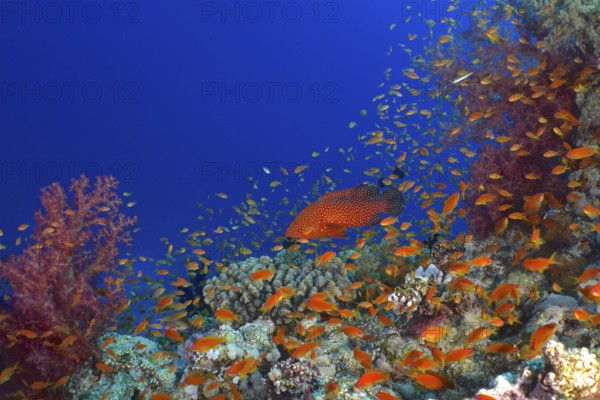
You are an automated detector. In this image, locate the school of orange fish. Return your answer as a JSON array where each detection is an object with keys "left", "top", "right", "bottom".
[{"left": 1, "top": 1, "right": 599, "bottom": 399}]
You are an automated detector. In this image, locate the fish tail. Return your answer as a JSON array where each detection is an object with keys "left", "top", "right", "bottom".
[{"left": 381, "top": 187, "right": 404, "bottom": 216}]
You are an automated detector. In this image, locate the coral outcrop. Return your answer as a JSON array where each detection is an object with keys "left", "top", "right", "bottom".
[
  {"left": 265, "top": 358, "right": 320, "bottom": 399},
  {"left": 65, "top": 334, "right": 181, "bottom": 400},
  {"left": 202, "top": 253, "right": 351, "bottom": 325},
  {"left": 478, "top": 339, "right": 600, "bottom": 399}
]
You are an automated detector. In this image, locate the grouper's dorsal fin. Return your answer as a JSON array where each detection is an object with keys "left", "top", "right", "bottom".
[{"left": 318, "top": 184, "right": 378, "bottom": 202}]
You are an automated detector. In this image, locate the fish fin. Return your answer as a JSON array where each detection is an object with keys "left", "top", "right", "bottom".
[
  {"left": 319, "top": 187, "right": 355, "bottom": 201},
  {"left": 381, "top": 187, "right": 404, "bottom": 216},
  {"left": 320, "top": 184, "right": 378, "bottom": 201},
  {"left": 352, "top": 184, "right": 379, "bottom": 200},
  {"left": 325, "top": 223, "right": 348, "bottom": 238}
]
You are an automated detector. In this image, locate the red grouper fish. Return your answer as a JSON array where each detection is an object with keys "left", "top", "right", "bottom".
[{"left": 285, "top": 184, "right": 404, "bottom": 239}]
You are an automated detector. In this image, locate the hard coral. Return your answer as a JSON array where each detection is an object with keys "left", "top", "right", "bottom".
[
  {"left": 65, "top": 334, "right": 181, "bottom": 400},
  {"left": 180, "top": 319, "right": 279, "bottom": 399},
  {"left": 202, "top": 253, "right": 351, "bottom": 326},
  {"left": 0, "top": 175, "right": 136, "bottom": 398},
  {"left": 541, "top": 339, "right": 600, "bottom": 398},
  {"left": 481, "top": 340, "right": 600, "bottom": 399},
  {"left": 266, "top": 358, "right": 320, "bottom": 400}
]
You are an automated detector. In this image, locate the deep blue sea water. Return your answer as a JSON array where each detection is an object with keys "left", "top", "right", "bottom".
[{"left": 1, "top": 0, "right": 448, "bottom": 261}]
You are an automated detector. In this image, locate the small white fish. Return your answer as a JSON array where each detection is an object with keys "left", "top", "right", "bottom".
[{"left": 452, "top": 72, "right": 473, "bottom": 84}]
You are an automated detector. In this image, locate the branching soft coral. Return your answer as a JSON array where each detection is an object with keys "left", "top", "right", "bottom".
[
  {"left": 0, "top": 175, "right": 136, "bottom": 397},
  {"left": 465, "top": 143, "right": 567, "bottom": 238},
  {"left": 422, "top": 5, "right": 592, "bottom": 237}
]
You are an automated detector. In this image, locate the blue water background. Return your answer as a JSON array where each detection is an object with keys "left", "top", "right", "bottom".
[{"left": 0, "top": 0, "right": 474, "bottom": 265}]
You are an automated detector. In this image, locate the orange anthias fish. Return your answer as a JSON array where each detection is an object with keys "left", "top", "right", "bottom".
[
  {"left": 250, "top": 269, "right": 274, "bottom": 281},
  {"left": 466, "top": 327, "right": 495, "bottom": 344},
  {"left": 442, "top": 192, "right": 460, "bottom": 219},
  {"left": 376, "top": 392, "right": 401, "bottom": 400},
  {"left": 444, "top": 348, "right": 474, "bottom": 363},
  {"left": 183, "top": 371, "right": 209, "bottom": 386},
  {"left": 285, "top": 184, "right": 404, "bottom": 239},
  {"left": 340, "top": 325, "right": 365, "bottom": 338},
  {"left": 419, "top": 325, "right": 449, "bottom": 343},
  {"left": 191, "top": 335, "right": 225, "bottom": 352},
  {"left": 355, "top": 370, "right": 390, "bottom": 388},
  {"left": 306, "top": 293, "right": 338, "bottom": 313},
  {"left": 149, "top": 394, "right": 176, "bottom": 400},
  {"left": 164, "top": 328, "right": 184, "bottom": 343},
  {"left": 354, "top": 346, "right": 373, "bottom": 369},
  {"left": 530, "top": 322, "right": 557, "bottom": 351},
  {"left": 484, "top": 342, "right": 519, "bottom": 353},
  {"left": 225, "top": 357, "right": 260, "bottom": 378},
  {"left": 215, "top": 308, "right": 241, "bottom": 323},
  {"left": 488, "top": 284, "right": 520, "bottom": 304},
  {"left": 0, "top": 362, "right": 19, "bottom": 385},
  {"left": 409, "top": 370, "right": 454, "bottom": 390},
  {"left": 292, "top": 341, "right": 321, "bottom": 357},
  {"left": 522, "top": 253, "right": 560, "bottom": 273},
  {"left": 262, "top": 286, "right": 295, "bottom": 314},
  {"left": 133, "top": 320, "right": 149, "bottom": 336}
]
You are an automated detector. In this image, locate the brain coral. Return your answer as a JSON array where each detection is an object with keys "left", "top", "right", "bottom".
[{"left": 202, "top": 253, "right": 351, "bottom": 325}]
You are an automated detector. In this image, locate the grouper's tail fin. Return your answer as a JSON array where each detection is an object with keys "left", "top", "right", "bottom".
[{"left": 381, "top": 187, "right": 404, "bottom": 216}]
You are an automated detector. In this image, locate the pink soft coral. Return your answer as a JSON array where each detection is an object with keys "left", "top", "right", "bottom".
[{"left": 0, "top": 175, "right": 136, "bottom": 397}]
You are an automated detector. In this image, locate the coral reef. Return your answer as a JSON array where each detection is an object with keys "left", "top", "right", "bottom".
[
  {"left": 180, "top": 319, "right": 279, "bottom": 399},
  {"left": 525, "top": 0, "right": 600, "bottom": 61},
  {"left": 3, "top": 2, "right": 600, "bottom": 400},
  {"left": 350, "top": 238, "right": 398, "bottom": 282},
  {"left": 202, "top": 253, "right": 351, "bottom": 326},
  {"left": 542, "top": 340, "right": 600, "bottom": 398},
  {"left": 478, "top": 339, "right": 600, "bottom": 399},
  {"left": 0, "top": 175, "right": 136, "bottom": 398},
  {"left": 65, "top": 334, "right": 182, "bottom": 400},
  {"left": 265, "top": 358, "right": 320, "bottom": 399},
  {"left": 577, "top": 91, "right": 600, "bottom": 130},
  {"left": 387, "top": 271, "right": 437, "bottom": 316}
]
